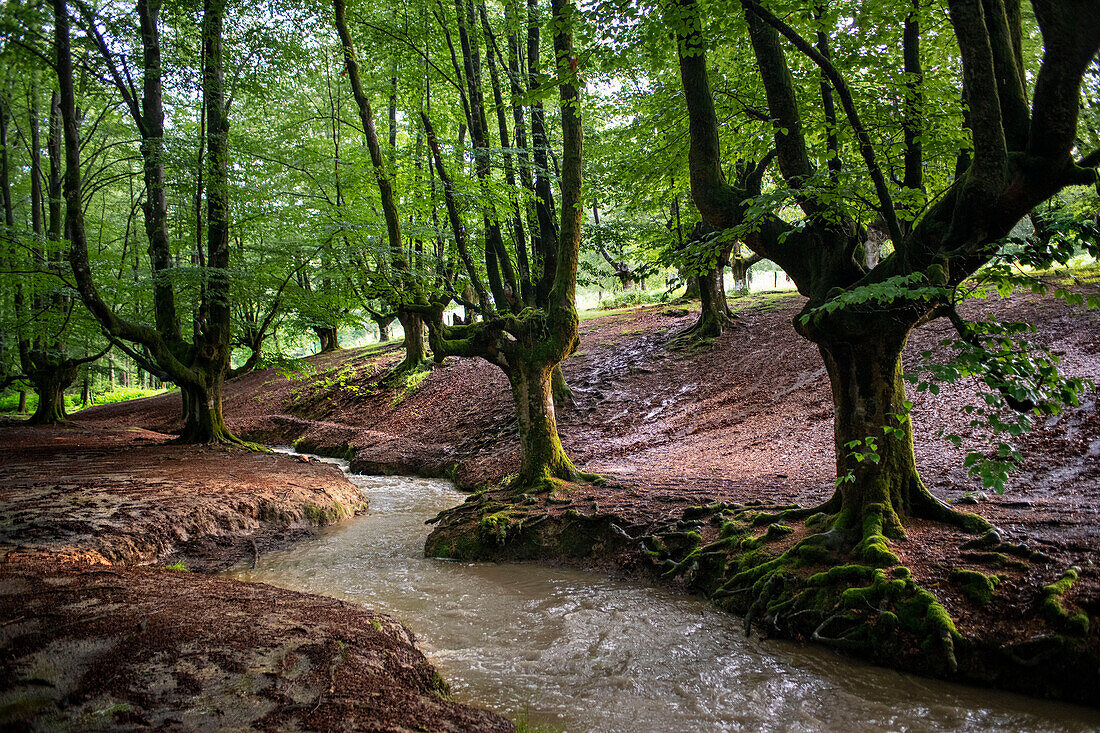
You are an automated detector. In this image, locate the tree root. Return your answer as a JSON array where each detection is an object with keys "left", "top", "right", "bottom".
[
  {"left": 172, "top": 430, "right": 270, "bottom": 452},
  {"left": 637, "top": 499, "right": 972, "bottom": 674},
  {"left": 666, "top": 313, "right": 738, "bottom": 352},
  {"left": 380, "top": 357, "right": 433, "bottom": 389}
]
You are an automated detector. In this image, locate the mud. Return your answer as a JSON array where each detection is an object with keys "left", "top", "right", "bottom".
[
  {"left": 0, "top": 424, "right": 367, "bottom": 570},
  {"left": 0, "top": 426, "right": 511, "bottom": 731}
]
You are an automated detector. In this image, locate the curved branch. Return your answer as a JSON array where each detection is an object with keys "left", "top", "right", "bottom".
[{"left": 741, "top": 0, "right": 903, "bottom": 245}]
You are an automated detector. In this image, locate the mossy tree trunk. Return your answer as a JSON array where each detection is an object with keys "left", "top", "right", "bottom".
[
  {"left": 551, "top": 363, "right": 572, "bottom": 408},
  {"left": 695, "top": 264, "right": 728, "bottom": 337},
  {"left": 179, "top": 375, "right": 233, "bottom": 443},
  {"left": 27, "top": 364, "right": 76, "bottom": 425},
  {"left": 395, "top": 309, "right": 428, "bottom": 372},
  {"left": 509, "top": 360, "right": 578, "bottom": 486},
  {"left": 812, "top": 319, "right": 970, "bottom": 555},
  {"left": 420, "top": 0, "right": 587, "bottom": 494}
]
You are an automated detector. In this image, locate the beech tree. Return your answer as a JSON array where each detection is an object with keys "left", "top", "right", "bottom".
[
  {"left": 57, "top": 0, "right": 248, "bottom": 444},
  {"left": 421, "top": 0, "right": 590, "bottom": 489},
  {"left": 674, "top": 0, "right": 1100, "bottom": 562}
]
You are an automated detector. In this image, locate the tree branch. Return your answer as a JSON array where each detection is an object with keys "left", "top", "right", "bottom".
[{"left": 742, "top": 0, "right": 903, "bottom": 245}]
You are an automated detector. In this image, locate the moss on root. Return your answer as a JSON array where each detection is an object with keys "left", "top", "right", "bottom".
[
  {"left": 633, "top": 501, "right": 967, "bottom": 674},
  {"left": 950, "top": 569, "right": 1001, "bottom": 606},
  {"left": 1040, "top": 568, "right": 1090, "bottom": 636}
]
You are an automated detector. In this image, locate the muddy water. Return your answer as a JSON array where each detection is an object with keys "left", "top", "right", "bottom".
[{"left": 230, "top": 453, "right": 1100, "bottom": 732}]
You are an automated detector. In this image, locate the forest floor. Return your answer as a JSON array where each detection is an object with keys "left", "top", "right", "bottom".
[{"left": 1, "top": 287, "right": 1098, "bottom": 718}]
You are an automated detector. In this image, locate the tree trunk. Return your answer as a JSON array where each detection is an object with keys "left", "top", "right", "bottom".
[
  {"left": 372, "top": 313, "right": 395, "bottom": 342},
  {"left": 178, "top": 378, "right": 233, "bottom": 443},
  {"left": 682, "top": 274, "right": 700, "bottom": 300},
  {"left": 28, "top": 365, "right": 76, "bottom": 425},
  {"left": 395, "top": 310, "right": 428, "bottom": 371},
  {"left": 315, "top": 326, "right": 340, "bottom": 353},
  {"left": 731, "top": 258, "right": 752, "bottom": 295},
  {"left": 814, "top": 320, "right": 983, "bottom": 562},
  {"left": 18, "top": 391, "right": 27, "bottom": 413},
  {"left": 551, "top": 363, "right": 572, "bottom": 408},
  {"left": 81, "top": 373, "right": 90, "bottom": 406},
  {"left": 509, "top": 360, "right": 576, "bottom": 487},
  {"left": 689, "top": 265, "right": 728, "bottom": 339}
]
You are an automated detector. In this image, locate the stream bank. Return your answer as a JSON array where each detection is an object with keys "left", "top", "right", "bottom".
[
  {"left": 235, "top": 452, "right": 1100, "bottom": 731},
  {"left": 424, "top": 484, "right": 1100, "bottom": 707},
  {"left": 0, "top": 423, "right": 511, "bottom": 731}
]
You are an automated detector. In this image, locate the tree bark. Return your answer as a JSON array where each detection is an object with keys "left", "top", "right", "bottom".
[
  {"left": 395, "top": 309, "right": 428, "bottom": 371},
  {"left": 694, "top": 264, "right": 728, "bottom": 338},
  {"left": 178, "top": 378, "right": 233, "bottom": 443},
  {"left": 372, "top": 312, "right": 395, "bottom": 342},
  {"left": 801, "top": 311, "right": 987, "bottom": 559},
  {"left": 314, "top": 326, "right": 340, "bottom": 353},
  {"left": 27, "top": 365, "right": 76, "bottom": 425},
  {"left": 510, "top": 361, "right": 577, "bottom": 486},
  {"left": 730, "top": 260, "right": 749, "bottom": 294}
]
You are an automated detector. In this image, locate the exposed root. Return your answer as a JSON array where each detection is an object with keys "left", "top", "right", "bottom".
[
  {"left": 636, "top": 498, "right": 974, "bottom": 674},
  {"left": 172, "top": 430, "right": 270, "bottom": 452},
  {"left": 908, "top": 485, "right": 992, "bottom": 534},
  {"left": 1040, "top": 567, "right": 1089, "bottom": 635},
  {"left": 666, "top": 313, "right": 737, "bottom": 352}
]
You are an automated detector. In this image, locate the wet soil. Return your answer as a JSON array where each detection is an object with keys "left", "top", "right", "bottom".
[
  {"left": 0, "top": 426, "right": 512, "bottom": 730},
  {"left": 0, "top": 560, "right": 511, "bottom": 732},
  {"left": 0, "top": 424, "right": 367, "bottom": 570}
]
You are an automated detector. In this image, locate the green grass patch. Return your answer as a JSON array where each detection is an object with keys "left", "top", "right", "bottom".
[{"left": 0, "top": 385, "right": 173, "bottom": 416}]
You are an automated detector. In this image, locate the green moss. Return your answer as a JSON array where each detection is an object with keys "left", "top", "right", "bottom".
[
  {"left": 303, "top": 503, "right": 350, "bottom": 525},
  {"left": 428, "top": 670, "right": 452, "bottom": 700},
  {"left": 1041, "top": 568, "right": 1090, "bottom": 635},
  {"left": 960, "top": 551, "right": 1030, "bottom": 571},
  {"left": 163, "top": 561, "right": 189, "bottom": 572},
  {"left": 853, "top": 504, "right": 900, "bottom": 567},
  {"left": 478, "top": 511, "right": 514, "bottom": 546},
  {"left": 950, "top": 569, "right": 1001, "bottom": 606},
  {"left": 764, "top": 523, "right": 795, "bottom": 541},
  {"left": 809, "top": 564, "right": 874, "bottom": 586},
  {"left": 719, "top": 520, "right": 749, "bottom": 539},
  {"left": 390, "top": 367, "right": 430, "bottom": 405}
]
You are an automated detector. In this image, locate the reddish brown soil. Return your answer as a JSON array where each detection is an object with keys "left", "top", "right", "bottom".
[
  {"left": 0, "top": 560, "right": 511, "bottom": 731},
  {"left": 0, "top": 424, "right": 367, "bottom": 570},
  {"left": 75, "top": 289, "right": 1098, "bottom": 653},
  {"left": 0, "top": 427, "right": 512, "bottom": 730}
]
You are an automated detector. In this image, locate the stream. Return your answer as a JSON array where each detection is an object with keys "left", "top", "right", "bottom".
[{"left": 228, "top": 452, "right": 1100, "bottom": 732}]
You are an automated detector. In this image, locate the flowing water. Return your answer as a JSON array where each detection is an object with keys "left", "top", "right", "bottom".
[{"left": 229, "top": 452, "right": 1100, "bottom": 732}]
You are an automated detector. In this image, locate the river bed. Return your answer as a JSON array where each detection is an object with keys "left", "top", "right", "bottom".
[{"left": 228, "top": 453, "right": 1100, "bottom": 732}]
